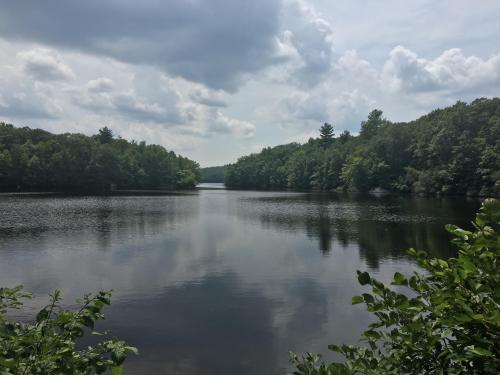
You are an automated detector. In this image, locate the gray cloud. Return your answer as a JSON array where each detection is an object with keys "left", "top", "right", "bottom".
[
  {"left": 189, "top": 89, "right": 227, "bottom": 108},
  {"left": 87, "top": 77, "right": 114, "bottom": 93},
  {"left": 74, "top": 73, "right": 189, "bottom": 125},
  {"left": 0, "top": 0, "right": 283, "bottom": 91},
  {"left": 0, "top": 90, "right": 60, "bottom": 120}
]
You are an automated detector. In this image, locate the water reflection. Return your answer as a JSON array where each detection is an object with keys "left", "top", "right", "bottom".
[
  {"left": 0, "top": 195, "right": 198, "bottom": 253},
  {"left": 0, "top": 190, "right": 480, "bottom": 374},
  {"left": 237, "top": 193, "right": 480, "bottom": 266}
]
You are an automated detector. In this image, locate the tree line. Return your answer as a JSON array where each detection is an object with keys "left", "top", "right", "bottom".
[
  {"left": 225, "top": 98, "right": 500, "bottom": 196},
  {"left": 200, "top": 165, "right": 227, "bottom": 183},
  {"left": 0, "top": 124, "right": 200, "bottom": 192}
]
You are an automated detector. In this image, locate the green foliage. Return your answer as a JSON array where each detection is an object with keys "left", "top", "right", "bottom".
[
  {"left": 97, "top": 126, "right": 114, "bottom": 144},
  {"left": 290, "top": 198, "right": 500, "bottom": 374},
  {"left": 225, "top": 98, "right": 500, "bottom": 196},
  {"left": 200, "top": 165, "right": 227, "bottom": 183},
  {"left": 319, "top": 123, "right": 334, "bottom": 148},
  {"left": 0, "top": 124, "right": 200, "bottom": 191},
  {"left": 0, "top": 288, "right": 137, "bottom": 374}
]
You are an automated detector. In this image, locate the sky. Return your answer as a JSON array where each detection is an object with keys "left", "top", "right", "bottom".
[{"left": 0, "top": 0, "right": 499, "bottom": 167}]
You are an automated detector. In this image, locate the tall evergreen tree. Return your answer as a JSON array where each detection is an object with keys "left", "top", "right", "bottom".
[{"left": 319, "top": 123, "right": 334, "bottom": 148}]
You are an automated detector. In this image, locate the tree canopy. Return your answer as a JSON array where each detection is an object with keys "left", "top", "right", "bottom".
[
  {"left": 0, "top": 124, "right": 200, "bottom": 192},
  {"left": 225, "top": 98, "right": 500, "bottom": 196},
  {"left": 200, "top": 165, "right": 227, "bottom": 183},
  {"left": 319, "top": 123, "right": 334, "bottom": 148}
]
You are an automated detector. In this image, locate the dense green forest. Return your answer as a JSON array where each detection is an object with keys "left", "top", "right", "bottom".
[
  {"left": 0, "top": 124, "right": 200, "bottom": 192},
  {"left": 200, "top": 165, "right": 227, "bottom": 182},
  {"left": 225, "top": 98, "right": 500, "bottom": 196}
]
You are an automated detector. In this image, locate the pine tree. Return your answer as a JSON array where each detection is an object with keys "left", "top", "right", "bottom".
[{"left": 319, "top": 123, "right": 334, "bottom": 148}]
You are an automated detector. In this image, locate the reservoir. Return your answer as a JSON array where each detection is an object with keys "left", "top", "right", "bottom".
[{"left": 0, "top": 186, "right": 480, "bottom": 374}]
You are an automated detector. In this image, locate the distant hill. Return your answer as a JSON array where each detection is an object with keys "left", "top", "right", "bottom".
[
  {"left": 225, "top": 98, "right": 500, "bottom": 197},
  {"left": 0, "top": 123, "right": 200, "bottom": 192},
  {"left": 200, "top": 165, "right": 227, "bottom": 183}
]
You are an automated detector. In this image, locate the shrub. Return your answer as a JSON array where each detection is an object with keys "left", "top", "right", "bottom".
[
  {"left": 0, "top": 289, "right": 137, "bottom": 374},
  {"left": 291, "top": 198, "right": 499, "bottom": 374}
]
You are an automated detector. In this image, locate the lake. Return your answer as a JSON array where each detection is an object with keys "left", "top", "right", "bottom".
[{"left": 0, "top": 187, "right": 480, "bottom": 374}]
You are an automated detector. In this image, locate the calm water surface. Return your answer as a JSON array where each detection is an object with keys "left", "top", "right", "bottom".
[{"left": 0, "top": 187, "right": 480, "bottom": 374}]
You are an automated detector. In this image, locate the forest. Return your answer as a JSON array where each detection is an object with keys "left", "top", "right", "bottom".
[
  {"left": 200, "top": 165, "right": 227, "bottom": 183},
  {"left": 0, "top": 124, "right": 200, "bottom": 192},
  {"left": 225, "top": 98, "right": 500, "bottom": 197}
]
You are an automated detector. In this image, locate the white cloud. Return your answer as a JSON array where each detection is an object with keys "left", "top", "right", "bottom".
[
  {"left": 335, "top": 50, "right": 377, "bottom": 82},
  {"left": 206, "top": 110, "right": 256, "bottom": 138},
  {"left": 382, "top": 46, "right": 500, "bottom": 93},
  {"left": 18, "top": 48, "right": 74, "bottom": 81},
  {"left": 279, "top": 0, "right": 335, "bottom": 86}
]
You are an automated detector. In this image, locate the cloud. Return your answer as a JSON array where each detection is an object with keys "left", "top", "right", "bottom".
[
  {"left": 17, "top": 48, "right": 74, "bottom": 81},
  {"left": 87, "top": 77, "right": 114, "bottom": 93},
  {"left": 274, "top": 87, "right": 375, "bottom": 133},
  {"left": 0, "top": 0, "right": 283, "bottom": 91},
  {"left": 207, "top": 110, "right": 256, "bottom": 138},
  {"left": 0, "top": 52, "right": 63, "bottom": 120},
  {"left": 335, "top": 50, "right": 378, "bottom": 82},
  {"left": 73, "top": 70, "right": 191, "bottom": 125},
  {"left": 0, "top": 90, "right": 61, "bottom": 120},
  {"left": 111, "top": 92, "right": 185, "bottom": 124},
  {"left": 382, "top": 46, "right": 500, "bottom": 93},
  {"left": 189, "top": 88, "right": 227, "bottom": 108},
  {"left": 277, "top": 0, "right": 335, "bottom": 86}
]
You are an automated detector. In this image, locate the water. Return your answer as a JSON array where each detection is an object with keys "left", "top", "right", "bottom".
[{"left": 0, "top": 187, "right": 480, "bottom": 374}]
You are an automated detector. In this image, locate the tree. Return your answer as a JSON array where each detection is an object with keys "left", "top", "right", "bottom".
[
  {"left": 224, "top": 98, "right": 500, "bottom": 196},
  {"left": 319, "top": 123, "right": 334, "bottom": 148},
  {"left": 0, "top": 288, "right": 137, "bottom": 374},
  {"left": 0, "top": 123, "right": 200, "bottom": 192},
  {"left": 360, "top": 109, "right": 384, "bottom": 139},
  {"left": 291, "top": 198, "right": 500, "bottom": 375},
  {"left": 97, "top": 127, "right": 114, "bottom": 144}
]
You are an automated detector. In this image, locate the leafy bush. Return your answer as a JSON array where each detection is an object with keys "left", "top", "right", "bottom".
[
  {"left": 291, "top": 198, "right": 500, "bottom": 374},
  {"left": 0, "top": 289, "right": 137, "bottom": 374}
]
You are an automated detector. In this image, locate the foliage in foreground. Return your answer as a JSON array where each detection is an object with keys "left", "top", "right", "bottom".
[
  {"left": 291, "top": 198, "right": 500, "bottom": 374},
  {"left": 0, "top": 289, "right": 137, "bottom": 374}
]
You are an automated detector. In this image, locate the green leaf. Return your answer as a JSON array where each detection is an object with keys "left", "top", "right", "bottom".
[
  {"left": 352, "top": 296, "right": 364, "bottom": 305},
  {"left": 111, "top": 365, "right": 123, "bottom": 375},
  {"left": 362, "top": 293, "right": 375, "bottom": 304},
  {"left": 36, "top": 308, "right": 49, "bottom": 323},
  {"left": 357, "top": 271, "right": 371, "bottom": 286},
  {"left": 327, "top": 344, "right": 342, "bottom": 353},
  {"left": 467, "top": 346, "right": 492, "bottom": 357},
  {"left": 392, "top": 272, "right": 407, "bottom": 285},
  {"left": 125, "top": 346, "right": 139, "bottom": 355},
  {"left": 0, "top": 358, "right": 15, "bottom": 368}
]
